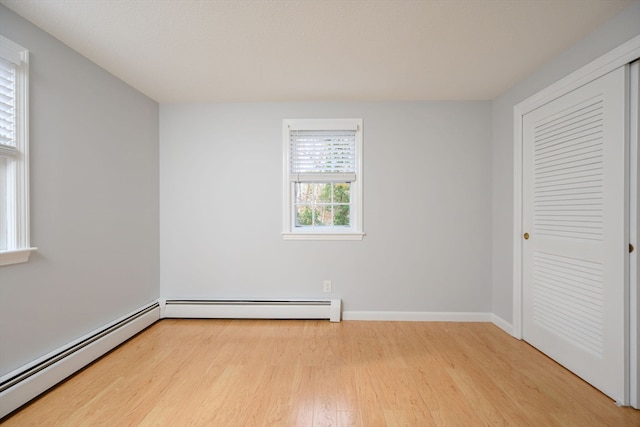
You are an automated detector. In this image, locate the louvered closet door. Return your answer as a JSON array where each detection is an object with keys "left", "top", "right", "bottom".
[{"left": 522, "top": 66, "right": 628, "bottom": 402}]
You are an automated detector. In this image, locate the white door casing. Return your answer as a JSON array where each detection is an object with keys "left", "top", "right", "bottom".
[{"left": 629, "top": 59, "right": 639, "bottom": 408}]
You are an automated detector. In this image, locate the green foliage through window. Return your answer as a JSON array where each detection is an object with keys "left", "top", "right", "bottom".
[{"left": 295, "top": 182, "right": 350, "bottom": 227}]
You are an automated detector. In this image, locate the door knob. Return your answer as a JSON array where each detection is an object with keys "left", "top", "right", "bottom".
[
  {"left": 523, "top": 232, "right": 530, "bottom": 240},
  {"left": 631, "top": 244, "right": 635, "bottom": 253}
]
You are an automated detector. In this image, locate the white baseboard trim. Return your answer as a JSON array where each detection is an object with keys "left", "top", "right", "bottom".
[
  {"left": 160, "top": 298, "right": 342, "bottom": 322},
  {"left": 0, "top": 302, "right": 159, "bottom": 419},
  {"left": 490, "top": 314, "right": 515, "bottom": 336},
  {"left": 342, "top": 311, "right": 493, "bottom": 322}
]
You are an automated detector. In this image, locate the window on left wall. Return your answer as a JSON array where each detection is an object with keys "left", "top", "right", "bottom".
[{"left": 0, "top": 36, "right": 35, "bottom": 266}]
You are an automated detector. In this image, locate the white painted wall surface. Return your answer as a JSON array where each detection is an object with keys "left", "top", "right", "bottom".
[
  {"left": 0, "top": 6, "right": 159, "bottom": 376},
  {"left": 160, "top": 102, "right": 492, "bottom": 314},
  {"left": 491, "top": 0, "right": 640, "bottom": 324}
]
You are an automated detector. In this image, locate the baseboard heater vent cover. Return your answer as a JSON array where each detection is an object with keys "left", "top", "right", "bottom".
[
  {"left": 160, "top": 299, "right": 341, "bottom": 322},
  {"left": 0, "top": 302, "right": 160, "bottom": 419}
]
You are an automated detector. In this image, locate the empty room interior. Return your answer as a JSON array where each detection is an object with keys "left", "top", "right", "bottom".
[{"left": 1, "top": 0, "right": 640, "bottom": 425}]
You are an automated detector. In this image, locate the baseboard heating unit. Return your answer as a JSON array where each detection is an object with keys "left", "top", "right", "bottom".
[
  {"left": 0, "top": 302, "right": 160, "bottom": 419},
  {"left": 160, "top": 299, "right": 342, "bottom": 323}
]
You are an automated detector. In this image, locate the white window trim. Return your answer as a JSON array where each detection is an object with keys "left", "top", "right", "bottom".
[
  {"left": 0, "top": 36, "right": 36, "bottom": 266},
  {"left": 282, "top": 118, "right": 364, "bottom": 241}
]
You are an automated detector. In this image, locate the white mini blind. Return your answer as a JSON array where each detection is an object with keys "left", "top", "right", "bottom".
[
  {"left": 289, "top": 129, "right": 357, "bottom": 182},
  {"left": 0, "top": 57, "right": 16, "bottom": 151}
]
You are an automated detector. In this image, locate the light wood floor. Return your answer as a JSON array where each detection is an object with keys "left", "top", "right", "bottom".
[{"left": 3, "top": 319, "right": 640, "bottom": 426}]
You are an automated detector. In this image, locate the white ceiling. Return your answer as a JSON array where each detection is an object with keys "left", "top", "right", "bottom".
[{"left": 0, "top": 0, "right": 633, "bottom": 103}]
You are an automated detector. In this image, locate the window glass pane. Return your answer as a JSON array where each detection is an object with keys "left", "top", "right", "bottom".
[
  {"left": 294, "top": 182, "right": 351, "bottom": 228},
  {"left": 295, "top": 205, "right": 312, "bottom": 226},
  {"left": 295, "top": 183, "right": 312, "bottom": 204},
  {"left": 315, "top": 205, "right": 332, "bottom": 226},
  {"left": 333, "top": 183, "right": 350, "bottom": 203},
  {"left": 315, "top": 183, "right": 331, "bottom": 203},
  {"left": 334, "top": 205, "right": 350, "bottom": 226}
]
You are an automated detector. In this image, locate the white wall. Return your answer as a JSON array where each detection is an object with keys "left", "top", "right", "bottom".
[
  {"left": 160, "top": 102, "right": 492, "bottom": 315},
  {"left": 0, "top": 6, "right": 159, "bottom": 376},
  {"left": 491, "top": 0, "right": 640, "bottom": 324}
]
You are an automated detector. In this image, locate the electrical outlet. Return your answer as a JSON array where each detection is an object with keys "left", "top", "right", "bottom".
[{"left": 323, "top": 280, "right": 332, "bottom": 293}]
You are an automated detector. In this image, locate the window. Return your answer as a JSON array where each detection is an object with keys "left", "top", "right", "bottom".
[
  {"left": 0, "top": 36, "right": 34, "bottom": 266},
  {"left": 283, "top": 119, "right": 364, "bottom": 240}
]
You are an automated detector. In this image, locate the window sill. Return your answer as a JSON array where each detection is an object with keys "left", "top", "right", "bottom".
[
  {"left": 0, "top": 247, "right": 37, "bottom": 266},
  {"left": 282, "top": 233, "right": 365, "bottom": 241}
]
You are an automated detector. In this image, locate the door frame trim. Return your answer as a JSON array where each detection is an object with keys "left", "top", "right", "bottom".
[
  {"left": 629, "top": 59, "right": 639, "bottom": 410},
  {"left": 513, "top": 34, "right": 640, "bottom": 406}
]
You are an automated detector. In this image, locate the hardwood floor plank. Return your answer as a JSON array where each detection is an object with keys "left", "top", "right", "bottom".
[
  {"left": 354, "top": 364, "right": 388, "bottom": 426},
  {"left": 288, "top": 365, "right": 315, "bottom": 427},
  {"left": 3, "top": 319, "right": 639, "bottom": 426},
  {"left": 334, "top": 366, "right": 362, "bottom": 426}
]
